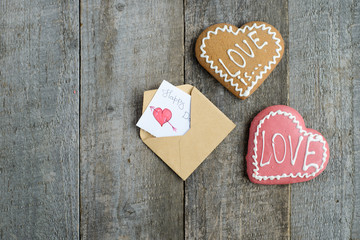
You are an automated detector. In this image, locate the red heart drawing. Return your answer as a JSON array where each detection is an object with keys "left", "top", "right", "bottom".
[
  {"left": 246, "top": 105, "right": 330, "bottom": 185},
  {"left": 150, "top": 106, "right": 172, "bottom": 126}
]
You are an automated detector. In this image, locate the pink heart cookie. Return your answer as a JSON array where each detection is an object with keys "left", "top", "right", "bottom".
[{"left": 246, "top": 105, "right": 330, "bottom": 185}]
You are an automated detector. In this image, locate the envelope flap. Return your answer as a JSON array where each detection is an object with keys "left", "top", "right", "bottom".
[
  {"left": 139, "top": 84, "right": 235, "bottom": 180},
  {"left": 176, "top": 87, "right": 236, "bottom": 179},
  {"left": 189, "top": 87, "right": 233, "bottom": 127}
]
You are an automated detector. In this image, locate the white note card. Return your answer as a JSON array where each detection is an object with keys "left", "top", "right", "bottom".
[{"left": 136, "top": 80, "right": 191, "bottom": 138}]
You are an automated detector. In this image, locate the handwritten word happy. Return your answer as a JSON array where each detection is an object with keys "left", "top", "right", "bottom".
[{"left": 162, "top": 89, "right": 186, "bottom": 110}]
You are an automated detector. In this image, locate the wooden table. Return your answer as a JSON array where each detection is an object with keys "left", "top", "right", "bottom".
[{"left": 1, "top": 0, "right": 359, "bottom": 239}]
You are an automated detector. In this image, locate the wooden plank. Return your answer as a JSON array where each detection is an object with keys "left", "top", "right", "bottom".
[
  {"left": 352, "top": 2, "right": 360, "bottom": 238},
  {"left": 351, "top": 2, "right": 360, "bottom": 239},
  {"left": 288, "top": 0, "right": 359, "bottom": 239},
  {"left": 184, "top": 1, "right": 289, "bottom": 239},
  {"left": 0, "top": 1, "right": 79, "bottom": 239},
  {"left": 80, "top": 0, "right": 184, "bottom": 239}
]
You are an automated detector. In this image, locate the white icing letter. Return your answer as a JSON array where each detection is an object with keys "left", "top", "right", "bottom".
[
  {"left": 244, "top": 72, "right": 252, "bottom": 81},
  {"left": 227, "top": 49, "right": 246, "bottom": 68},
  {"left": 272, "top": 133, "right": 286, "bottom": 164},
  {"left": 303, "top": 135, "right": 320, "bottom": 171},
  {"left": 248, "top": 31, "right": 268, "bottom": 49},
  {"left": 235, "top": 40, "right": 254, "bottom": 58},
  {"left": 260, "top": 131, "right": 271, "bottom": 167},
  {"left": 288, "top": 135, "right": 304, "bottom": 166},
  {"left": 240, "top": 78, "right": 247, "bottom": 86},
  {"left": 218, "top": 58, "right": 241, "bottom": 77}
]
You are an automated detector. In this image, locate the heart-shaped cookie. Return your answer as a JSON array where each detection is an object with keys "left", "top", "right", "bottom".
[
  {"left": 246, "top": 105, "right": 330, "bottom": 185},
  {"left": 195, "top": 21, "right": 284, "bottom": 99}
]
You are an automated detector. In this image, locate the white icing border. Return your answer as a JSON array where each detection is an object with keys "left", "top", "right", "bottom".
[
  {"left": 199, "top": 23, "right": 283, "bottom": 97},
  {"left": 252, "top": 110, "right": 328, "bottom": 181}
]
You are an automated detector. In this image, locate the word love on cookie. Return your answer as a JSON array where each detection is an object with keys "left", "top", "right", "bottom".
[
  {"left": 246, "top": 105, "right": 330, "bottom": 185},
  {"left": 195, "top": 21, "right": 284, "bottom": 99}
]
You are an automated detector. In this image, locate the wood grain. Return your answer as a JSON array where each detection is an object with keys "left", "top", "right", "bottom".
[
  {"left": 0, "top": 0, "right": 79, "bottom": 239},
  {"left": 80, "top": 0, "right": 184, "bottom": 239},
  {"left": 351, "top": 2, "right": 360, "bottom": 239},
  {"left": 1, "top": 0, "right": 359, "bottom": 238},
  {"left": 184, "top": 0, "right": 290, "bottom": 239},
  {"left": 288, "top": 0, "right": 360, "bottom": 239}
]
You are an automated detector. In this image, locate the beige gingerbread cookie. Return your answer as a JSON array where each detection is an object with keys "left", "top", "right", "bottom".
[{"left": 195, "top": 21, "right": 284, "bottom": 99}]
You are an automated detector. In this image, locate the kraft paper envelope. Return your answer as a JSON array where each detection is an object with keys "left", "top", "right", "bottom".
[{"left": 140, "top": 84, "right": 236, "bottom": 180}]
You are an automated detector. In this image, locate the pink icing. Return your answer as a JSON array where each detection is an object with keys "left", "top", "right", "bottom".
[{"left": 246, "top": 105, "right": 330, "bottom": 185}]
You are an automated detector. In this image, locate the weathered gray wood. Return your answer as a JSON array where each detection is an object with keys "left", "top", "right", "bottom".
[
  {"left": 352, "top": 2, "right": 360, "bottom": 238},
  {"left": 184, "top": 0, "right": 289, "bottom": 239},
  {"left": 80, "top": 0, "right": 184, "bottom": 239},
  {"left": 289, "top": 0, "right": 360, "bottom": 239},
  {"left": 0, "top": 1, "right": 79, "bottom": 239},
  {"left": 1, "top": 0, "right": 358, "bottom": 238}
]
